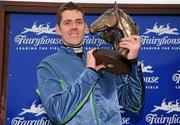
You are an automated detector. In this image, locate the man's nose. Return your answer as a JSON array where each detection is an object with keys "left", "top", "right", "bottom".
[{"left": 72, "top": 22, "right": 77, "bottom": 29}]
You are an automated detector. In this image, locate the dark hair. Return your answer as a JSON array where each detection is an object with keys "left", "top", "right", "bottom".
[{"left": 56, "top": 2, "right": 85, "bottom": 25}]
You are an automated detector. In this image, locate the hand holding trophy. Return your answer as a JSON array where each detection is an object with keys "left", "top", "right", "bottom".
[{"left": 89, "top": 2, "right": 139, "bottom": 74}]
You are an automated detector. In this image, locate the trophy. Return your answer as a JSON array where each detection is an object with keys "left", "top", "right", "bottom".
[{"left": 89, "top": 3, "right": 139, "bottom": 74}]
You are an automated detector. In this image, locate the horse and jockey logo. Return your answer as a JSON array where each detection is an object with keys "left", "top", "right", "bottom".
[
  {"left": 140, "top": 61, "right": 154, "bottom": 73},
  {"left": 21, "top": 21, "right": 57, "bottom": 35},
  {"left": 144, "top": 22, "right": 179, "bottom": 36},
  {"left": 18, "top": 100, "right": 47, "bottom": 116},
  {"left": 151, "top": 98, "right": 180, "bottom": 113}
]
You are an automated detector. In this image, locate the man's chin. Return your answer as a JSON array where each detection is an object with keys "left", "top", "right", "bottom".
[{"left": 71, "top": 40, "right": 83, "bottom": 46}]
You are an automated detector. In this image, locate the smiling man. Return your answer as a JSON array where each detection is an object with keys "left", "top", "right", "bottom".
[
  {"left": 37, "top": 2, "right": 144, "bottom": 125},
  {"left": 56, "top": 9, "right": 86, "bottom": 47}
]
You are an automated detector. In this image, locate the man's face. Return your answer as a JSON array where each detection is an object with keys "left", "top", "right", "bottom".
[{"left": 56, "top": 10, "right": 87, "bottom": 47}]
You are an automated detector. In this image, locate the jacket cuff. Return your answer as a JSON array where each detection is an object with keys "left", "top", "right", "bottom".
[
  {"left": 79, "top": 68, "right": 100, "bottom": 85},
  {"left": 86, "top": 67, "right": 98, "bottom": 74},
  {"left": 129, "top": 58, "right": 138, "bottom": 65}
]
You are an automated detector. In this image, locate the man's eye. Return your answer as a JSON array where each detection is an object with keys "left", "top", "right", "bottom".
[
  {"left": 64, "top": 22, "right": 70, "bottom": 25},
  {"left": 76, "top": 20, "right": 83, "bottom": 24}
]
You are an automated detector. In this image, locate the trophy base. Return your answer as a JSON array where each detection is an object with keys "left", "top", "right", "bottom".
[{"left": 93, "top": 49, "right": 131, "bottom": 74}]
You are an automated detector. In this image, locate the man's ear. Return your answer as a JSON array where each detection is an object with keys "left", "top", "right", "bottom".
[{"left": 56, "top": 24, "right": 61, "bottom": 35}]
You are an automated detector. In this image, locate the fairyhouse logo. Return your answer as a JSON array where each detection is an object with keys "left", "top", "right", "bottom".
[
  {"left": 146, "top": 98, "right": 180, "bottom": 125},
  {"left": 140, "top": 22, "right": 180, "bottom": 51},
  {"left": 9, "top": 100, "right": 52, "bottom": 125},
  {"left": 14, "top": 21, "right": 62, "bottom": 51},
  {"left": 140, "top": 60, "right": 159, "bottom": 90},
  {"left": 14, "top": 21, "right": 111, "bottom": 51},
  {"left": 172, "top": 69, "right": 180, "bottom": 90},
  {"left": 172, "top": 69, "right": 180, "bottom": 84}
]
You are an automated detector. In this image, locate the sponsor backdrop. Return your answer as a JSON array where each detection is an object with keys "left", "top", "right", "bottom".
[{"left": 6, "top": 12, "right": 180, "bottom": 125}]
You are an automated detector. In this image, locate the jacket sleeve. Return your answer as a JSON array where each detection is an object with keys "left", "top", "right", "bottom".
[
  {"left": 37, "top": 61, "right": 100, "bottom": 124},
  {"left": 115, "top": 61, "right": 144, "bottom": 113}
]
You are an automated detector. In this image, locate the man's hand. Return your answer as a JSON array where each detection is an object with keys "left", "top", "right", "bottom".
[
  {"left": 86, "top": 49, "right": 106, "bottom": 72},
  {"left": 119, "top": 35, "right": 141, "bottom": 60}
]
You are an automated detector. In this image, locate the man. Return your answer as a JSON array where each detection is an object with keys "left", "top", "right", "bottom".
[{"left": 37, "top": 2, "right": 144, "bottom": 125}]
